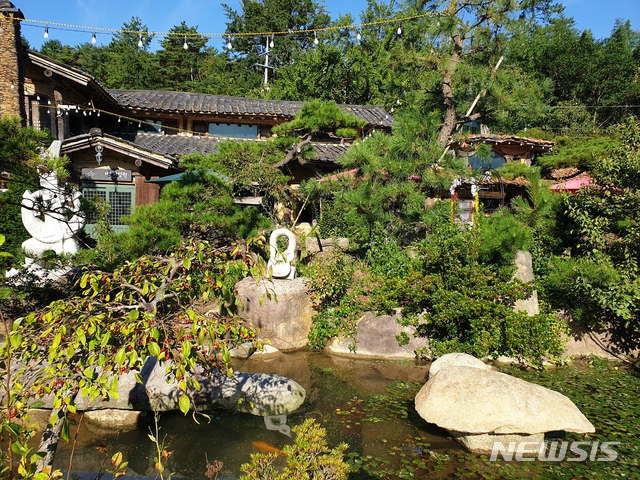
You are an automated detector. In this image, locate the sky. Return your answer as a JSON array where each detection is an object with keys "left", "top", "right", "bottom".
[{"left": 14, "top": 0, "right": 640, "bottom": 52}]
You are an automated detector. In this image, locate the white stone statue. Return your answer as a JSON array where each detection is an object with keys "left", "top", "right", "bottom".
[
  {"left": 267, "top": 228, "right": 297, "bottom": 280},
  {"left": 20, "top": 170, "right": 84, "bottom": 266}
]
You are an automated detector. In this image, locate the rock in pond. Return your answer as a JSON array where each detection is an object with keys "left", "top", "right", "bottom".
[
  {"left": 415, "top": 353, "right": 595, "bottom": 454},
  {"left": 34, "top": 358, "right": 305, "bottom": 417}
]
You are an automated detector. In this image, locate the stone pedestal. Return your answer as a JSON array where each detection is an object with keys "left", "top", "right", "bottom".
[{"left": 234, "top": 276, "right": 314, "bottom": 351}]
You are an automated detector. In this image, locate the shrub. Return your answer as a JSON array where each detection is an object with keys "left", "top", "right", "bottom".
[{"left": 239, "top": 418, "right": 349, "bottom": 480}]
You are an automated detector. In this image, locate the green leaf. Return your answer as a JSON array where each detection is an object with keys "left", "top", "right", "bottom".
[
  {"left": 148, "top": 342, "right": 161, "bottom": 357},
  {"left": 179, "top": 394, "right": 190, "bottom": 415},
  {"left": 61, "top": 418, "right": 70, "bottom": 442},
  {"left": 115, "top": 347, "right": 126, "bottom": 365},
  {"left": 10, "top": 332, "right": 23, "bottom": 349}
]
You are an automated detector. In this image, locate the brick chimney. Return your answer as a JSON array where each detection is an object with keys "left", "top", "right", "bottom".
[{"left": 0, "top": 0, "right": 25, "bottom": 121}]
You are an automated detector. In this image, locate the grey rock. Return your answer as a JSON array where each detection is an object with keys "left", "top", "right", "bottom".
[
  {"left": 328, "top": 309, "right": 430, "bottom": 360},
  {"left": 414, "top": 364, "right": 594, "bottom": 454},
  {"left": 27, "top": 358, "right": 305, "bottom": 417},
  {"left": 234, "top": 277, "right": 314, "bottom": 351},
  {"left": 84, "top": 409, "right": 145, "bottom": 431},
  {"left": 304, "top": 237, "right": 349, "bottom": 254},
  {"left": 229, "top": 342, "right": 256, "bottom": 359},
  {"left": 513, "top": 250, "right": 539, "bottom": 316},
  {"left": 429, "top": 352, "right": 491, "bottom": 379}
]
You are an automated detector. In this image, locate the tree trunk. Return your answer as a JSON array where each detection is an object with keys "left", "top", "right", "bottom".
[
  {"left": 436, "top": 33, "right": 464, "bottom": 147},
  {"left": 35, "top": 406, "right": 68, "bottom": 472}
]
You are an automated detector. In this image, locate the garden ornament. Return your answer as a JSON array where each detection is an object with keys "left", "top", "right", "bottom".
[{"left": 267, "top": 228, "right": 297, "bottom": 279}]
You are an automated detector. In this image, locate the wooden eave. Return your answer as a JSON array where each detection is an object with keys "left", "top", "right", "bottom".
[
  {"left": 61, "top": 133, "right": 178, "bottom": 170},
  {"left": 450, "top": 134, "right": 555, "bottom": 153},
  {"left": 25, "top": 50, "right": 115, "bottom": 105}
]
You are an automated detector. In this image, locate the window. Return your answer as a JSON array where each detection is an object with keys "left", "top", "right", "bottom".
[
  {"left": 208, "top": 123, "right": 258, "bottom": 139},
  {"left": 82, "top": 183, "right": 135, "bottom": 236}
]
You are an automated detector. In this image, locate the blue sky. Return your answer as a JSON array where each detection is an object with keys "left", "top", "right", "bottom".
[{"left": 17, "top": 0, "right": 640, "bottom": 51}]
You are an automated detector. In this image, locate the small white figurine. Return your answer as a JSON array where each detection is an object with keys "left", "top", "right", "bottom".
[{"left": 267, "top": 228, "right": 297, "bottom": 280}]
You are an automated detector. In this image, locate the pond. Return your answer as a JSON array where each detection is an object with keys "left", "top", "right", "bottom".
[
  {"left": 47, "top": 353, "right": 640, "bottom": 479},
  {"left": 49, "top": 351, "right": 458, "bottom": 479}
]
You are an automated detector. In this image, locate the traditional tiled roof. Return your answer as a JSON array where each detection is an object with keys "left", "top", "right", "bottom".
[
  {"left": 121, "top": 133, "right": 222, "bottom": 157},
  {"left": 451, "top": 134, "right": 555, "bottom": 152},
  {"left": 107, "top": 89, "right": 393, "bottom": 128},
  {"left": 121, "top": 133, "right": 349, "bottom": 164},
  {"left": 60, "top": 130, "right": 178, "bottom": 169}
]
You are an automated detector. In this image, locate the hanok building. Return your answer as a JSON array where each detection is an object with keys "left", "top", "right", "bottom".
[
  {"left": 447, "top": 133, "right": 556, "bottom": 223},
  {"left": 0, "top": 1, "right": 393, "bottom": 232}
]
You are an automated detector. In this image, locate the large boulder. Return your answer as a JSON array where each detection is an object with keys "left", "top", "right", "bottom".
[
  {"left": 415, "top": 355, "right": 594, "bottom": 454},
  {"left": 26, "top": 359, "right": 305, "bottom": 417},
  {"left": 235, "top": 277, "right": 314, "bottom": 351},
  {"left": 327, "top": 309, "right": 430, "bottom": 360},
  {"left": 428, "top": 352, "right": 491, "bottom": 379}
]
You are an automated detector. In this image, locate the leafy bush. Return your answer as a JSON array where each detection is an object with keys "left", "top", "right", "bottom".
[
  {"left": 80, "top": 170, "right": 271, "bottom": 270},
  {"left": 388, "top": 222, "right": 566, "bottom": 361},
  {"left": 541, "top": 118, "right": 640, "bottom": 352},
  {"left": 239, "top": 418, "right": 349, "bottom": 480}
]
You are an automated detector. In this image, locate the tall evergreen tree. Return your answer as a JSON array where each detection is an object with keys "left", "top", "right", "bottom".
[
  {"left": 222, "top": 0, "right": 331, "bottom": 93},
  {"left": 102, "top": 16, "right": 159, "bottom": 89},
  {"left": 157, "top": 22, "right": 209, "bottom": 90}
]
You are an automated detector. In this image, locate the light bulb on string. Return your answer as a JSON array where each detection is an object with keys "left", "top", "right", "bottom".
[
  {"left": 269, "top": 36, "right": 274, "bottom": 49},
  {"left": 43, "top": 26, "right": 49, "bottom": 39},
  {"left": 118, "top": 117, "right": 121, "bottom": 123},
  {"left": 36, "top": 94, "right": 40, "bottom": 101},
  {"left": 92, "top": 32, "right": 97, "bottom": 44},
  {"left": 356, "top": 30, "right": 362, "bottom": 42},
  {"left": 313, "top": 31, "right": 319, "bottom": 45},
  {"left": 183, "top": 36, "right": 188, "bottom": 50},
  {"left": 97, "top": 110, "right": 100, "bottom": 117},
  {"left": 138, "top": 34, "right": 143, "bottom": 48},
  {"left": 397, "top": 25, "right": 402, "bottom": 36},
  {"left": 227, "top": 36, "right": 233, "bottom": 50}
]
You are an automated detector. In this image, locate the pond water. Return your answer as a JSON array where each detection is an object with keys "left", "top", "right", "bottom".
[{"left": 50, "top": 351, "right": 461, "bottom": 479}]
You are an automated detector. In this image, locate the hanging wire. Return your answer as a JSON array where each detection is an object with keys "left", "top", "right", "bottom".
[{"left": 21, "top": 11, "right": 442, "bottom": 41}]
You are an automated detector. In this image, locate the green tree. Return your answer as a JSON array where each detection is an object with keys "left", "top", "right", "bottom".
[
  {"left": 83, "top": 169, "right": 271, "bottom": 270},
  {"left": 0, "top": 118, "right": 49, "bottom": 262},
  {"left": 542, "top": 118, "right": 640, "bottom": 351},
  {"left": 102, "top": 16, "right": 159, "bottom": 89},
  {"left": 222, "top": 0, "right": 331, "bottom": 93},
  {"left": 1, "top": 240, "right": 264, "bottom": 474},
  {"left": 157, "top": 22, "right": 209, "bottom": 90}
]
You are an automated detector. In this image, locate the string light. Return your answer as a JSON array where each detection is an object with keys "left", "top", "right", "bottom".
[
  {"left": 138, "top": 33, "right": 143, "bottom": 48},
  {"left": 22, "top": 11, "right": 441, "bottom": 42},
  {"left": 91, "top": 32, "right": 96, "bottom": 44},
  {"left": 356, "top": 30, "right": 361, "bottom": 42},
  {"left": 43, "top": 25, "right": 48, "bottom": 39},
  {"left": 183, "top": 35, "right": 188, "bottom": 50},
  {"left": 227, "top": 35, "right": 233, "bottom": 50},
  {"left": 269, "top": 35, "right": 274, "bottom": 49},
  {"left": 313, "top": 31, "right": 319, "bottom": 45}
]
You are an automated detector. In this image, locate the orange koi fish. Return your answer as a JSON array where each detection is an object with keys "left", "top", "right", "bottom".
[{"left": 251, "top": 441, "right": 287, "bottom": 456}]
